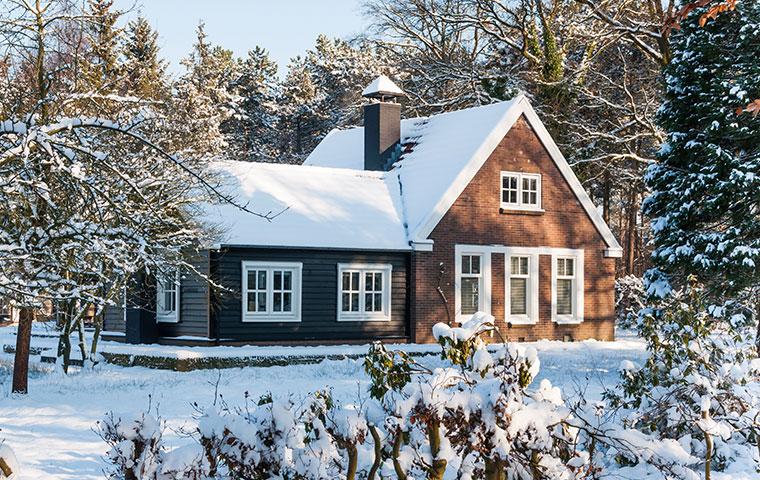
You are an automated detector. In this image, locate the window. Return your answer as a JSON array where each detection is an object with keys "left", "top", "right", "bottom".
[
  {"left": 338, "top": 264, "right": 392, "bottom": 321},
  {"left": 242, "top": 262, "right": 302, "bottom": 322},
  {"left": 505, "top": 250, "right": 539, "bottom": 325},
  {"left": 552, "top": 253, "right": 584, "bottom": 324},
  {"left": 455, "top": 247, "right": 491, "bottom": 322},
  {"left": 501, "top": 172, "right": 542, "bottom": 210},
  {"left": 156, "top": 270, "right": 180, "bottom": 323}
]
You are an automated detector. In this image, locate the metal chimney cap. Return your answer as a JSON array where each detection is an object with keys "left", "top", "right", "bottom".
[{"left": 362, "top": 75, "right": 405, "bottom": 101}]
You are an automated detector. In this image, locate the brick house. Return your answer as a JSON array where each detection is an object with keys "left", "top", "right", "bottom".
[{"left": 104, "top": 76, "right": 622, "bottom": 345}]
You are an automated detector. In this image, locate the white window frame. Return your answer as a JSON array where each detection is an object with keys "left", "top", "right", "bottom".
[
  {"left": 337, "top": 263, "right": 392, "bottom": 322},
  {"left": 504, "top": 248, "right": 540, "bottom": 325},
  {"left": 500, "top": 171, "right": 543, "bottom": 211},
  {"left": 156, "top": 270, "right": 180, "bottom": 323},
  {"left": 551, "top": 250, "right": 584, "bottom": 324},
  {"left": 454, "top": 245, "right": 492, "bottom": 323},
  {"left": 242, "top": 261, "right": 302, "bottom": 323}
]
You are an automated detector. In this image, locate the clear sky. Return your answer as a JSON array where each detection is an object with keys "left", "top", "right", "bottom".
[{"left": 117, "top": 0, "right": 367, "bottom": 77}]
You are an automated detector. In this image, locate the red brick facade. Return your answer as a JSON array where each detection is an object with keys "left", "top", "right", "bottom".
[{"left": 410, "top": 116, "right": 617, "bottom": 343}]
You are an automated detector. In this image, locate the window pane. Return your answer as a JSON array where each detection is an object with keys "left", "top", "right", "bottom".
[
  {"left": 274, "top": 270, "right": 282, "bottom": 289},
  {"left": 342, "top": 293, "right": 351, "bottom": 311},
  {"left": 351, "top": 272, "right": 359, "bottom": 290},
  {"left": 283, "top": 271, "right": 292, "bottom": 290},
  {"left": 557, "top": 259, "right": 566, "bottom": 276},
  {"left": 365, "top": 273, "right": 373, "bottom": 291},
  {"left": 342, "top": 272, "right": 350, "bottom": 291},
  {"left": 163, "top": 291, "right": 172, "bottom": 311},
  {"left": 510, "top": 278, "right": 527, "bottom": 315},
  {"left": 557, "top": 279, "right": 573, "bottom": 315},
  {"left": 247, "top": 297, "right": 256, "bottom": 312},
  {"left": 365, "top": 293, "right": 374, "bottom": 311},
  {"left": 565, "top": 259, "right": 574, "bottom": 276},
  {"left": 374, "top": 293, "right": 382, "bottom": 311},
  {"left": 470, "top": 255, "right": 480, "bottom": 274},
  {"left": 530, "top": 192, "right": 537, "bottom": 204},
  {"left": 510, "top": 177, "right": 517, "bottom": 189},
  {"left": 510, "top": 191, "right": 517, "bottom": 203},
  {"left": 502, "top": 177, "right": 510, "bottom": 189},
  {"left": 257, "top": 292, "right": 267, "bottom": 312},
  {"left": 351, "top": 293, "right": 359, "bottom": 311},
  {"left": 273, "top": 292, "right": 282, "bottom": 312},
  {"left": 522, "top": 190, "right": 530, "bottom": 204},
  {"left": 374, "top": 272, "right": 382, "bottom": 291},
  {"left": 257, "top": 270, "right": 266, "bottom": 289},
  {"left": 283, "top": 292, "right": 292, "bottom": 312},
  {"left": 461, "top": 277, "right": 479, "bottom": 315},
  {"left": 461, "top": 255, "right": 470, "bottom": 274},
  {"left": 248, "top": 271, "right": 257, "bottom": 289}
]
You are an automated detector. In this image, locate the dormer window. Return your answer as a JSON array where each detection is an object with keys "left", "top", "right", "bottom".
[{"left": 501, "top": 172, "right": 542, "bottom": 211}]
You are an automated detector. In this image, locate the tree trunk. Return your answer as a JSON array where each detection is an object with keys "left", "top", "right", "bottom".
[
  {"left": 484, "top": 458, "right": 505, "bottom": 480},
  {"left": 367, "top": 425, "right": 383, "bottom": 480},
  {"left": 12, "top": 308, "right": 34, "bottom": 394},
  {"left": 427, "top": 420, "right": 447, "bottom": 480},
  {"left": 625, "top": 189, "right": 637, "bottom": 275},
  {"left": 76, "top": 315, "right": 87, "bottom": 362},
  {"left": 346, "top": 444, "right": 358, "bottom": 480},
  {"left": 392, "top": 431, "right": 407, "bottom": 480},
  {"left": 602, "top": 171, "right": 611, "bottom": 225}
]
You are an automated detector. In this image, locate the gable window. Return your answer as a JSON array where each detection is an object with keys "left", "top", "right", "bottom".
[
  {"left": 156, "top": 270, "right": 180, "bottom": 323},
  {"left": 337, "top": 264, "right": 392, "bottom": 321},
  {"left": 242, "top": 261, "right": 302, "bottom": 322},
  {"left": 552, "top": 252, "right": 584, "bottom": 324},
  {"left": 501, "top": 172, "right": 542, "bottom": 211},
  {"left": 455, "top": 246, "right": 492, "bottom": 322}
]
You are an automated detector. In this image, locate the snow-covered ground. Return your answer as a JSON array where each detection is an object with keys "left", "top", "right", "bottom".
[{"left": 0, "top": 330, "right": 645, "bottom": 480}]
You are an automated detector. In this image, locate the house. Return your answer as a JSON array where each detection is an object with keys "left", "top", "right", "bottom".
[{"left": 103, "top": 76, "right": 622, "bottom": 345}]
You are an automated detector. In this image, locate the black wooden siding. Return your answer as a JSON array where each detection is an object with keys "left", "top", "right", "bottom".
[
  {"left": 103, "top": 250, "right": 210, "bottom": 337},
  {"left": 212, "top": 247, "right": 410, "bottom": 342}
]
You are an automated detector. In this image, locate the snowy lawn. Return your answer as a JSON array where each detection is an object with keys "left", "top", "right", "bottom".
[{"left": 0, "top": 332, "right": 645, "bottom": 480}]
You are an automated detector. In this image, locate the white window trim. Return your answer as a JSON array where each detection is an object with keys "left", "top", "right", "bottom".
[
  {"left": 454, "top": 245, "right": 492, "bottom": 323},
  {"left": 551, "top": 249, "right": 584, "bottom": 324},
  {"left": 500, "top": 171, "right": 543, "bottom": 211},
  {"left": 156, "top": 270, "right": 180, "bottom": 323},
  {"left": 337, "top": 263, "right": 392, "bottom": 322},
  {"left": 242, "top": 261, "right": 302, "bottom": 323},
  {"left": 504, "top": 248, "right": 540, "bottom": 325}
]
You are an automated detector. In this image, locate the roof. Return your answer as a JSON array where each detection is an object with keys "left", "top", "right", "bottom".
[
  {"left": 305, "top": 94, "right": 623, "bottom": 257},
  {"left": 209, "top": 95, "right": 622, "bottom": 256},
  {"left": 362, "top": 75, "right": 405, "bottom": 98},
  {"left": 203, "top": 161, "right": 409, "bottom": 250}
]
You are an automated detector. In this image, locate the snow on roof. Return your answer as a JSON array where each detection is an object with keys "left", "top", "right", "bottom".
[
  {"left": 362, "top": 75, "right": 405, "bottom": 98},
  {"left": 305, "top": 99, "right": 521, "bottom": 242},
  {"left": 203, "top": 161, "right": 409, "bottom": 250}
]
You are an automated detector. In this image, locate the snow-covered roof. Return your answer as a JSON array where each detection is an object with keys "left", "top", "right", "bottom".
[
  {"left": 362, "top": 75, "right": 405, "bottom": 98},
  {"left": 208, "top": 95, "right": 622, "bottom": 256},
  {"left": 305, "top": 94, "right": 623, "bottom": 256},
  {"left": 203, "top": 161, "right": 409, "bottom": 250}
]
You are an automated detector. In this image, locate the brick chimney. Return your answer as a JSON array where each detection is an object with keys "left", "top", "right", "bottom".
[{"left": 362, "top": 75, "right": 404, "bottom": 171}]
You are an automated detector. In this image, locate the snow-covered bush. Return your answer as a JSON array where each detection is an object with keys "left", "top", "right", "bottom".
[
  {"left": 0, "top": 441, "right": 18, "bottom": 479},
  {"left": 614, "top": 275, "right": 645, "bottom": 329},
  {"left": 98, "top": 411, "right": 165, "bottom": 480},
  {"left": 605, "top": 278, "right": 760, "bottom": 476},
  {"left": 365, "top": 312, "right": 589, "bottom": 479}
]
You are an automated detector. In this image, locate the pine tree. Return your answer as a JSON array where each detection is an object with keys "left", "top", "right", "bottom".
[
  {"left": 642, "top": 0, "right": 760, "bottom": 315},
  {"left": 170, "top": 22, "right": 238, "bottom": 159},
  {"left": 122, "top": 16, "right": 167, "bottom": 101},
  {"left": 80, "top": 0, "right": 123, "bottom": 98},
  {"left": 277, "top": 57, "right": 321, "bottom": 160},
  {"left": 222, "top": 47, "right": 280, "bottom": 161}
]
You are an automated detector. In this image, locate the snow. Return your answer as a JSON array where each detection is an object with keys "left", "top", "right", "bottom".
[
  {"left": 203, "top": 161, "right": 409, "bottom": 250},
  {"left": 0, "top": 328, "right": 646, "bottom": 479},
  {"left": 361, "top": 75, "right": 405, "bottom": 97},
  {"left": 305, "top": 99, "right": 521, "bottom": 242}
]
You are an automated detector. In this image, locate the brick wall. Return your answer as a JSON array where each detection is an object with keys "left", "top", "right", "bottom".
[{"left": 410, "top": 115, "right": 617, "bottom": 343}]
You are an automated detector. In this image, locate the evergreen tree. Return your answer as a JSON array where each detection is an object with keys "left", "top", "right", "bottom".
[
  {"left": 277, "top": 58, "right": 320, "bottom": 161},
  {"left": 642, "top": 0, "right": 760, "bottom": 318},
  {"left": 170, "top": 22, "right": 238, "bottom": 159},
  {"left": 80, "top": 0, "right": 123, "bottom": 98},
  {"left": 122, "top": 16, "right": 167, "bottom": 101},
  {"left": 222, "top": 47, "right": 280, "bottom": 161}
]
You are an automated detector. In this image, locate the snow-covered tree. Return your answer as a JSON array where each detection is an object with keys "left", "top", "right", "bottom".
[
  {"left": 122, "top": 16, "right": 168, "bottom": 101},
  {"left": 80, "top": 0, "right": 124, "bottom": 99},
  {"left": 170, "top": 22, "right": 238, "bottom": 159},
  {"left": 221, "top": 46, "right": 280, "bottom": 162},
  {"left": 641, "top": 0, "right": 759, "bottom": 325}
]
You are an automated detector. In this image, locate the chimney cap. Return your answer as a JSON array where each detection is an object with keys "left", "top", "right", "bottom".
[{"left": 362, "top": 75, "right": 405, "bottom": 101}]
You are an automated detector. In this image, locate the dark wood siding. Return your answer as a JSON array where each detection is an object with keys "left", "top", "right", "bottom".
[
  {"left": 156, "top": 250, "right": 210, "bottom": 338},
  {"left": 214, "top": 247, "right": 410, "bottom": 342},
  {"left": 103, "top": 251, "right": 210, "bottom": 338}
]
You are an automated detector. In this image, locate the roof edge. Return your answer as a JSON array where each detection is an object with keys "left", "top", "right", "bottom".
[{"left": 411, "top": 94, "right": 623, "bottom": 253}]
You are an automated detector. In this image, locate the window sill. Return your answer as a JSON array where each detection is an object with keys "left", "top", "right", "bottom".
[
  {"left": 499, "top": 207, "right": 545, "bottom": 215},
  {"left": 156, "top": 315, "right": 179, "bottom": 323},
  {"left": 553, "top": 316, "right": 583, "bottom": 325},
  {"left": 507, "top": 317, "right": 536, "bottom": 326},
  {"left": 242, "top": 315, "right": 301, "bottom": 323},
  {"left": 337, "top": 314, "right": 391, "bottom": 322}
]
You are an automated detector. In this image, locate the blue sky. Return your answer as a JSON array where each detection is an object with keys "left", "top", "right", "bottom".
[{"left": 118, "top": 0, "right": 367, "bottom": 77}]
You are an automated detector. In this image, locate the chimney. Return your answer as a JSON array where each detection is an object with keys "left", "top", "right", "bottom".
[{"left": 362, "top": 75, "right": 404, "bottom": 171}]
